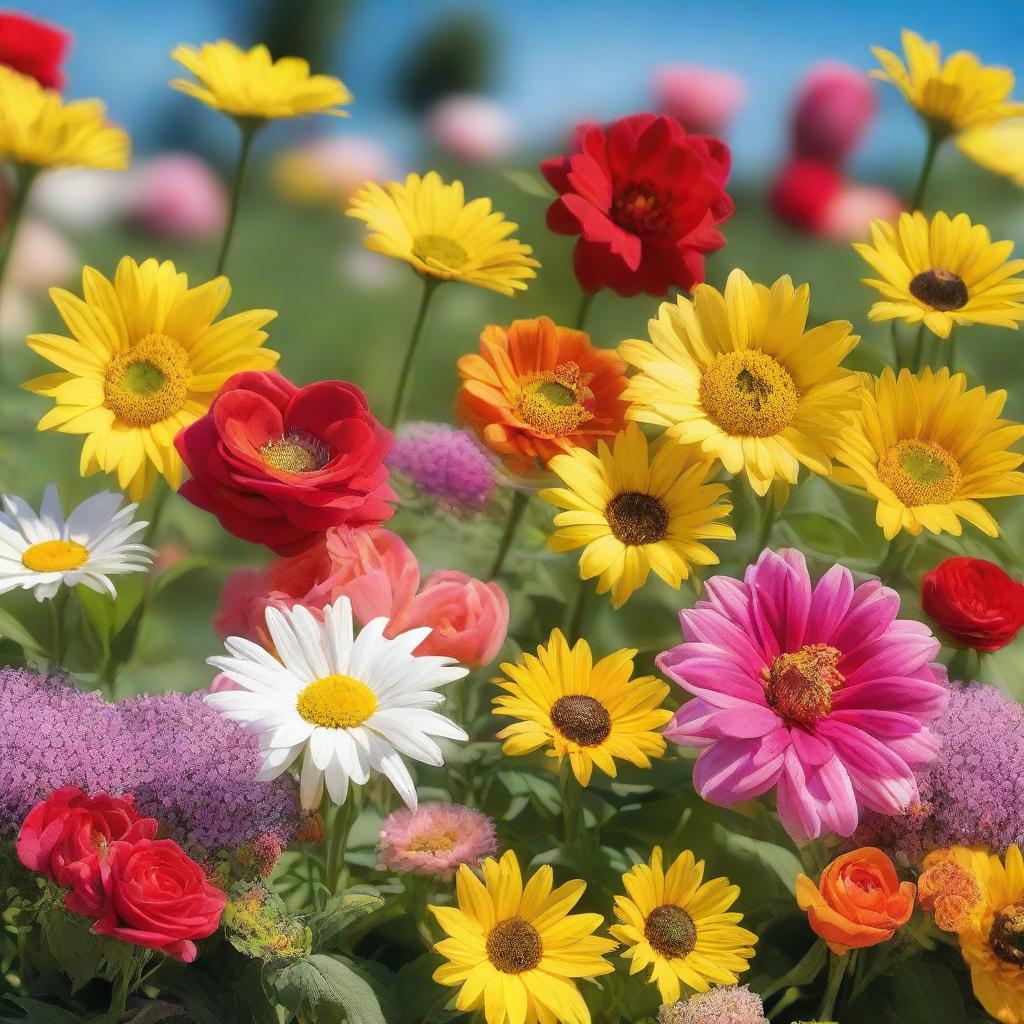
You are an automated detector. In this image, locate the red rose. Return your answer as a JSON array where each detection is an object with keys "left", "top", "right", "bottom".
[
  {"left": 0, "top": 12, "right": 70, "bottom": 90},
  {"left": 540, "top": 112, "right": 733, "bottom": 297},
  {"left": 922, "top": 556, "right": 1024, "bottom": 653},
  {"left": 16, "top": 787, "right": 157, "bottom": 886},
  {"left": 64, "top": 839, "right": 226, "bottom": 963},
  {"left": 176, "top": 371, "right": 395, "bottom": 555}
]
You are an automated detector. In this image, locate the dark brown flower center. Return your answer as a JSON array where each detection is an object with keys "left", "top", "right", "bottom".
[
  {"left": 909, "top": 269, "right": 968, "bottom": 311},
  {"left": 991, "top": 903, "right": 1024, "bottom": 966},
  {"left": 644, "top": 904, "right": 697, "bottom": 959},
  {"left": 485, "top": 917, "right": 543, "bottom": 973},
  {"left": 549, "top": 695, "right": 612, "bottom": 747},
  {"left": 762, "top": 644, "right": 844, "bottom": 728},
  {"left": 606, "top": 491, "right": 669, "bottom": 546}
]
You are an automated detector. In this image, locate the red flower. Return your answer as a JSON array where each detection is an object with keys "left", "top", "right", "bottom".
[
  {"left": 16, "top": 787, "right": 157, "bottom": 887},
  {"left": 64, "top": 838, "right": 226, "bottom": 963},
  {"left": 176, "top": 371, "right": 395, "bottom": 556},
  {"left": 0, "top": 12, "right": 70, "bottom": 90},
  {"left": 540, "top": 112, "right": 733, "bottom": 297},
  {"left": 922, "top": 556, "right": 1024, "bottom": 653},
  {"left": 769, "top": 158, "right": 845, "bottom": 234}
]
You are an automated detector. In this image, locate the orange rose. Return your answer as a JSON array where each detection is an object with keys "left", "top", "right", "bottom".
[{"left": 795, "top": 847, "right": 915, "bottom": 954}]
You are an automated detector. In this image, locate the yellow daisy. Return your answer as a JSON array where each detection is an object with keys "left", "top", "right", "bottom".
[
  {"left": 854, "top": 211, "right": 1024, "bottom": 339},
  {"left": 834, "top": 367, "right": 1024, "bottom": 540},
  {"left": 171, "top": 40, "right": 352, "bottom": 121},
  {"left": 23, "top": 257, "right": 278, "bottom": 501},
  {"left": 0, "top": 65, "right": 129, "bottom": 170},
  {"left": 619, "top": 269, "right": 860, "bottom": 497},
  {"left": 957, "top": 120, "right": 1024, "bottom": 187},
  {"left": 492, "top": 629, "right": 672, "bottom": 786},
  {"left": 429, "top": 851, "right": 616, "bottom": 1024},
  {"left": 347, "top": 172, "right": 539, "bottom": 296},
  {"left": 610, "top": 847, "right": 757, "bottom": 1004},
  {"left": 539, "top": 424, "right": 734, "bottom": 608}
]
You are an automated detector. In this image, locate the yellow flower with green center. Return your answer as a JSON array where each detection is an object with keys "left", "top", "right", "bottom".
[
  {"left": 22, "top": 256, "right": 279, "bottom": 501},
  {"left": 347, "top": 172, "right": 539, "bottom": 295},
  {"left": 619, "top": 269, "right": 860, "bottom": 497},
  {"left": 429, "top": 850, "right": 616, "bottom": 1024},
  {"left": 834, "top": 367, "right": 1024, "bottom": 540},
  {"left": 492, "top": 629, "right": 672, "bottom": 786},
  {"left": 610, "top": 847, "right": 757, "bottom": 1003},
  {"left": 854, "top": 212, "right": 1024, "bottom": 339},
  {"left": 171, "top": 40, "right": 352, "bottom": 121}
]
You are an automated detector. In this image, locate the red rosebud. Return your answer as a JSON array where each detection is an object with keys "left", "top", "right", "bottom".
[
  {"left": 540, "top": 112, "right": 733, "bottom": 297},
  {"left": 16, "top": 787, "right": 157, "bottom": 887},
  {"left": 0, "top": 12, "right": 70, "bottom": 90},
  {"left": 791, "top": 62, "right": 876, "bottom": 164},
  {"left": 921, "top": 557, "right": 1024, "bottom": 653},
  {"left": 769, "top": 158, "right": 844, "bottom": 234},
  {"left": 175, "top": 371, "right": 396, "bottom": 556}
]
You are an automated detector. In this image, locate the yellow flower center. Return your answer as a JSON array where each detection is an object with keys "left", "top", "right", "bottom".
[
  {"left": 762, "top": 643, "right": 844, "bottom": 728},
  {"left": 605, "top": 491, "right": 669, "bottom": 546},
  {"left": 877, "top": 438, "right": 961, "bottom": 507},
  {"left": 407, "top": 830, "right": 460, "bottom": 854},
  {"left": 644, "top": 904, "right": 697, "bottom": 959},
  {"left": 514, "top": 362, "right": 594, "bottom": 436},
  {"left": 21, "top": 539, "right": 89, "bottom": 573},
  {"left": 261, "top": 431, "right": 331, "bottom": 475},
  {"left": 909, "top": 269, "right": 968, "bottom": 311},
  {"left": 990, "top": 902, "right": 1024, "bottom": 967},
  {"left": 411, "top": 233, "right": 468, "bottom": 269},
  {"left": 485, "top": 917, "right": 543, "bottom": 974},
  {"left": 549, "top": 694, "right": 612, "bottom": 747},
  {"left": 103, "top": 333, "right": 191, "bottom": 427},
  {"left": 296, "top": 674, "right": 377, "bottom": 729},
  {"left": 699, "top": 350, "right": 799, "bottom": 437}
]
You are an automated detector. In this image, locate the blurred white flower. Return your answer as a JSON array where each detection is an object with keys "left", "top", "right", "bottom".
[{"left": 30, "top": 168, "right": 127, "bottom": 229}]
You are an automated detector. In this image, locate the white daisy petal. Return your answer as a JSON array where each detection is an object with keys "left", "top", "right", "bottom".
[{"left": 299, "top": 750, "right": 325, "bottom": 810}]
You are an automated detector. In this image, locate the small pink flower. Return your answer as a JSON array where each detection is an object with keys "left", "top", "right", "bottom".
[
  {"left": 379, "top": 802, "right": 496, "bottom": 878},
  {"left": 127, "top": 153, "right": 227, "bottom": 242},
  {"left": 654, "top": 64, "right": 747, "bottom": 136},
  {"left": 819, "top": 181, "right": 904, "bottom": 241},
  {"left": 426, "top": 95, "right": 516, "bottom": 164},
  {"left": 791, "top": 62, "right": 876, "bottom": 165}
]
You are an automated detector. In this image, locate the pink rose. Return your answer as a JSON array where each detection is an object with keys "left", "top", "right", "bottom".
[{"left": 322, "top": 525, "right": 419, "bottom": 622}]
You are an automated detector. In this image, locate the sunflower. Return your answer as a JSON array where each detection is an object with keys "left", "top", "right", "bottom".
[
  {"left": 492, "top": 629, "right": 671, "bottom": 786},
  {"left": 429, "top": 850, "right": 616, "bottom": 1024},
  {"left": 347, "top": 172, "right": 539, "bottom": 296},
  {"left": 23, "top": 256, "right": 278, "bottom": 501},
  {"left": 610, "top": 847, "right": 757, "bottom": 1003},
  {"left": 834, "top": 367, "right": 1024, "bottom": 540},
  {"left": 854, "top": 212, "right": 1024, "bottom": 339},
  {"left": 539, "top": 424, "right": 733, "bottom": 608},
  {"left": 171, "top": 40, "right": 351, "bottom": 121},
  {"left": 0, "top": 65, "right": 129, "bottom": 170},
  {"left": 619, "top": 269, "right": 860, "bottom": 496}
]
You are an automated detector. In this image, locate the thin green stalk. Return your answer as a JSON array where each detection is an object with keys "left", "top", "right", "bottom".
[
  {"left": 910, "top": 323, "right": 927, "bottom": 372},
  {"left": 910, "top": 128, "right": 944, "bottom": 211},
  {"left": 756, "top": 497, "right": 778, "bottom": 553},
  {"left": 214, "top": 119, "right": 261, "bottom": 277},
  {"left": 875, "top": 531, "right": 915, "bottom": 583},
  {"left": 565, "top": 576, "right": 591, "bottom": 638},
  {"left": 389, "top": 276, "right": 441, "bottom": 428},
  {"left": 325, "top": 791, "right": 360, "bottom": 894},
  {"left": 574, "top": 289, "right": 595, "bottom": 331},
  {"left": 946, "top": 645, "right": 980, "bottom": 683},
  {"left": 0, "top": 164, "right": 38, "bottom": 386},
  {"left": 889, "top": 322, "right": 902, "bottom": 370},
  {"left": 48, "top": 587, "right": 70, "bottom": 665},
  {"left": 559, "top": 760, "right": 584, "bottom": 847},
  {"left": 488, "top": 488, "right": 530, "bottom": 580},
  {"left": 104, "top": 966, "right": 134, "bottom": 1023},
  {"left": 817, "top": 951, "right": 849, "bottom": 1021},
  {"left": 946, "top": 331, "right": 959, "bottom": 373}
]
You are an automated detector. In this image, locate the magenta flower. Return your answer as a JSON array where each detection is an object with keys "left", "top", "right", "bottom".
[
  {"left": 660, "top": 548, "right": 948, "bottom": 842},
  {"left": 378, "top": 802, "right": 496, "bottom": 878}
]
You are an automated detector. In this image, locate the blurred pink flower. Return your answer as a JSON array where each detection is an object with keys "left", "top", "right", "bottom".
[
  {"left": 819, "top": 181, "right": 904, "bottom": 241},
  {"left": 379, "top": 802, "right": 496, "bottom": 878},
  {"left": 654, "top": 65, "right": 746, "bottom": 136},
  {"left": 792, "top": 61, "right": 876, "bottom": 165},
  {"left": 7, "top": 218, "right": 76, "bottom": 291},
  {"left": 426, "top": 94, "right": 516, "bottom": 163},
  {"left": 127, "top": 153, "right": 227, "bottom": 242},
  {"left": 769, "top": 158, "right": 844, "bottom": 234},
  {"left": 272, "top": 135, "right": 396, "bottom": 205}
]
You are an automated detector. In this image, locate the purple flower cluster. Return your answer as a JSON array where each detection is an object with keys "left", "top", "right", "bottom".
[
  {"left": 856, "top": 681, "right": 1024, "bottom": 862},
  {"left": 387, "top": 421, "right": 496, "bottom": 512},
  {"left": 0, "top": 667, "right": 300, "bottom": 861}
]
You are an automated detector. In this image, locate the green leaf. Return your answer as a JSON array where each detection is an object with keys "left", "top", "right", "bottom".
[
  {"left": 0, "top": 996, "right": 87, "bottom": 1023},
  {"left": 309, "top": 891, "right": 386, "bottom": 949},
  {"left": 715, "top": 827, "right": 803, "bottom": 894},
  {"left": 846, "top": 960, "right": 966, "bottom": 1024},
  {"left": 153, "top": 555, "right": 220, "bottom": 595},
  {"left": 0, "top": 608, "right": 43, "bottom": 655},
  {"left": 75, "top": 584, "right": 115, "bottom": 655},
  {"left": 39, "top": 906, "right": 148, "bottom": 993},
  {"left": 273, "top": 952, "right": 387, "bottom": 1024},
  {"left": 759, "top": 938, "right": 827, "bottom": 1000},
  {"left": 502, "top": 169, "right": 555, "bottom": 199}
]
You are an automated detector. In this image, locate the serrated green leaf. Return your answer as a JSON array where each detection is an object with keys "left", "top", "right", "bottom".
[
  {"left": 40, "top": 906, "right": 147, "bottom": 993},
  {"left": 273, "top": 952, "right": 386, "bottom": 1024},
  {"left": 309, "top": 891, "right": 385, "bottom": 949}
]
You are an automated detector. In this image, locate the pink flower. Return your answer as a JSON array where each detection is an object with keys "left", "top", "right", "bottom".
[
  {"left": 127, "top": 153, "right": 227, "bottom": 242},
  {"left": 660, "top": 548, "right": 948, "bottom": 843},
  {"left": 818, "top": 182, "right": 904, "bottom": 241},
  {"left": 272, "top": 135, "right": 397, "bottom": 205},
  {"left": 426, "top": 95, "right": 516, "bottom": 164},
  {"left": 379, "top": 802, "right": 496, "bottom": 878},
  {"left": 654, "top": 64, "right": 746, "bottom": 136},
  {"left": 791, "top": 62, "right": 876, "bottom": 165}
]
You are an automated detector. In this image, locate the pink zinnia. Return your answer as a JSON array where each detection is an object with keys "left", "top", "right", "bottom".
[
  {"left": 378, "top": 802, "right": 496, "bottom": 878},
  {"left": 660, "top": 548, "right": 948, "bottom": 843}
]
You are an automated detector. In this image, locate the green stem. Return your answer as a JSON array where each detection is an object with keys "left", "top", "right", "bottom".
[
  {"left": 559, "top": 760, "right": 583, "bottom": 847},
  {"left": 946, "top": 645, "right": 980, "bottom": 683},
  {"left": 946, "top": 331, "right": 958, "bottom": 373},
  {"left": 325, "top": 791, "right": 360, "bottom": 895},
  {"left": 910, "top": 128, "right": 944, "bottom": 211},
  {"left": 574, "top": 289, "right": 595, "bottom": 331},
  {"left": 105, "top": 966, "right": 134, "bottom": 1023},
  {"left": 48, "top": 587, "right": 70, "bottom": 665},
  {"left": 214, "top": 119, "right": 261, "bottom": 277},
  {"left": 389, "top": 276, "right": 441, "bottom": 428},
  {"left": 756, "top": 497, "right": 778, "bottom": 553},
  {"left": 0, "top": 164, "right": 38, "bottom": 387},
  {"left": 910, "top": 323, "right": 927, "bottom": 372},
  {"left": 488, "top": 488, "right": 530, "bottom": 581},
  {"left": 875, "top": 531, "right": 915, "bottom": 583},
  {"left": 565, "top": 576, "right": 590, "bottom": 638},
  {"left": 817, "top": 951, "right": 849, "bottom": 1021},
  {"left": 889, "top": 322, "right": 902, "bottom": 370}
]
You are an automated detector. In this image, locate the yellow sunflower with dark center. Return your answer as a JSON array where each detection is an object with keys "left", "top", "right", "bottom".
[
  {"left": 834, "top": 367, "right": 1024, "bottom": 540},
  {"left": 492, "top": 629, "right": 671, "bottom": 786},
  {"left": 619, "top": 269, "right": 860, "bottom": 496},
  {"left": 429, "top": 850, "right": 616, "bottom": 1024},
  {"left": 539, "top": 424, "right": 734, "bottom": 608},
  {"left": 854, "top": 211, "right": 1024, "bottom": 338},
  {"left": 610, "top": 847, "right": 757, "bottom": 1003},
  {"left": 23, "top": 257, "right": 278, "bottom": 500}
]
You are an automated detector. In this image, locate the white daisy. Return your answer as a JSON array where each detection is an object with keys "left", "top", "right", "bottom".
[
  {"left": 0, "top": 484, "right": 154, "bottom": 601},
  {"left": 205, "top": 597, "right": 469, "bottom": 810}
]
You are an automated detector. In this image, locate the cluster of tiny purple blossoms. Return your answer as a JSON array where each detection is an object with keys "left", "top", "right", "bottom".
[{"left": 0, "top": 666, "right": 300, "bottom": 860}]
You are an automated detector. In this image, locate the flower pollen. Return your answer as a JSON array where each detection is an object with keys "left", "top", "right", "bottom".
[
  {"left": 606, "top": 491, "right": 670, "bottom": 545},
  {"left": 699, "top": 349, "right": 799, "bottom": 437},
  {"left": 261, "top": 431, "right": 331, "bottom": 475},
  {"left": 549, "top": 694, "right": 612, "bottom": 747},
  {"left": 103, "top": 333, "right": 190, "bottom": 426},
  {"left": 763, "top": 643, "right": 844, "bottom": 728},
  {"left": 515, "top": 362, "right": 594, "bottom": 436},
  {"left": 877, "top": 438, "right": 962, "bottom": 507},
  {"left": 644, "top": 904, "right": 697, "bottom": 959},
  {"left": 485, "top": 917, "right": 543, "bottom": 973},
  {"left": 991, "top": 902, "right": 1024, "bottom": 967},
  {"left": 296, "top": 674, "right": 377, "bottom": 729},
  {"left": 21, "top": 539, "right": 89, "bottom": 573},
  {"left": 411, "top": 233, "right": 468, "bottom": 269},
  {"left": 612, "top": 180, "right": 671, "bottom": 237}
]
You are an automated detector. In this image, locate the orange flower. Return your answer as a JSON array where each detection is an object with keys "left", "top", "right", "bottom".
[
  {"left": 918, "top": 852, "right": 983, "bottom": 934},
  {"left": 795, "top": 847, "right": 915, "bottom": 954},
  {"left": 456, "top": 316, "right": 628, "bottom": 474}
]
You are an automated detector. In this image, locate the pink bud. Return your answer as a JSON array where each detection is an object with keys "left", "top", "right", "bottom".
[
  {"left": 792, "top": 62, "right": 876, "bottom": 164},
  {"left": 654, "top": 65, "right": 746, "bottom": 136},
  {"left": 426, "top": 94, "right": 516, "bottom": 164},
  {"left": 127, "top": 153, "right": 227, "bottom": 242}
]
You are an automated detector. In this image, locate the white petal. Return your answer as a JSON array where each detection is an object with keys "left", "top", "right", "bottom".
[{"left": 300, "top": 750, "right": 325, "bottom": 810}]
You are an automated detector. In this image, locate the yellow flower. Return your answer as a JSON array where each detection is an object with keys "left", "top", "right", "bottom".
[
  {"left": 610, "top": 847, "right": 757, "bottom": 1003},
  {"left": 871, "top": 30, "right": 1024, "bottom": 137},
  {"left": 957, "top": 121, "right": 1024, "bottom": 187},
  {"left": 429, "top": 851, "right": 616, "bottom": 1024},
  {"left": 23, "top": 257, "right": 278, "bottom": 501},
  {"left": 492, "top": 629, "right": 671, "bottom": 786},
  {"left": 171, "top": 40, "right": 352, "bottom": 121},
  {"left": 854, "top": 211, "right": 1024, "bottom": 339},
  {"left": 834, "top": 367, "right": 1024, "bottom": 540},
  {"left": 347, "top": 172, "right": 539, "bottom": 296},
  {"left": 539, "top": 424, "right": 734, "bottom": 608},
  {"left": 922, "top": 845, "right": 1024, "bottom": 1024},
  {"left": 0, "top": 66, "right": 128, "bottom": 170},
  {"left": 619, "top": 269, "right": 860, "bottom": 497}
]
